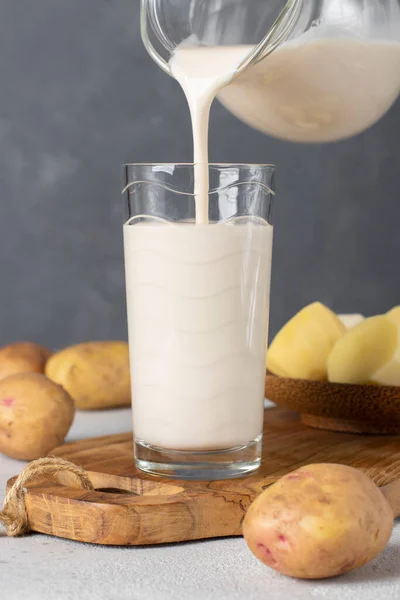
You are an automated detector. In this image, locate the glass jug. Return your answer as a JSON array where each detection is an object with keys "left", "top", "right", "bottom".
[{"left": 141, "top": 0, "right": 400, "bottom": 142}]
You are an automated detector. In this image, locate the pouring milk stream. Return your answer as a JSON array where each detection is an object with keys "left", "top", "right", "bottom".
[{"left": 169, "top": 46, "right": 251, "bottom": 224}]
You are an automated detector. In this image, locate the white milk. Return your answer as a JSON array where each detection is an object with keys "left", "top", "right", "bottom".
[
  {"left": 124, "top": 219, "right": 272, "bottom": 450},
  {"left": 218, "top": 38, "right": 400, "bottom": 143}
]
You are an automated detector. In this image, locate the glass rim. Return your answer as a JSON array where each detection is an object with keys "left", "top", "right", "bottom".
[
  {"left": 124, "top": 162, "right": 275, "bottom": 168},
  {"left": 122, "top": 162, "right": 275, "bottom": 197}
]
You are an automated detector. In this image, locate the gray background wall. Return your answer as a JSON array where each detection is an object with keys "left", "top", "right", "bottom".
[{"left": 1, "top": 0, "right": 399, "bottom": 349}]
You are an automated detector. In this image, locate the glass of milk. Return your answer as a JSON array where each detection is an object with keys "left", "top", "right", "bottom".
[{"left": 123, "top": 163, "right": 274, "bottom": 479}]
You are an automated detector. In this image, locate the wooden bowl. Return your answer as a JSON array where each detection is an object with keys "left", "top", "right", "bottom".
[{"left": 265, "top": 373, "right": 400, "bottom": 434}]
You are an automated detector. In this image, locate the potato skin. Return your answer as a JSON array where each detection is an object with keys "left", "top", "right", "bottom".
[
  {"left": 0, "top": 341, "right": 52, "bottom": 381},
  {"left": 45, "top": 341, "right": 131, "bottom": 410},
  {"left": 0, "top": 373, "right": 75, "bottom": 460},
  {"left": 243, "top": 463, "right": 393, "bottom": 579}
]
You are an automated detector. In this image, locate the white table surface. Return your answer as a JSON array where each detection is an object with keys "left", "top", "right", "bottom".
[{"left": 1, "top": 407, "right": 400, "bottom": 600}]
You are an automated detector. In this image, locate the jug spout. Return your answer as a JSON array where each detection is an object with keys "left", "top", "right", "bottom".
[{"left": 140, "top": 0, "right": 302, "bottom": 77}]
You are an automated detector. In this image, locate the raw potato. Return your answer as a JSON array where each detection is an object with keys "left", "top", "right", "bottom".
[
  {"left": 266, "top": 302, "right": 346, "bottom": 380},
  {"left": 0, "top": 341, "right": 52, "bottom": 381},
  {"left": 337, "top": 313, "right": 365, "bottom": 330},
  {"left": 387, "top": 305, "right": 400, "bottom": 325},
  {"left": 0, "top": 372, "right": 75, "bottom": 460},
  {"left": 243, "top": 463, "right": 393, "bottom": 579},
  {"left": 327, "top": 315, "right": 400, "bottom": 385},
  {"left": 45, "top": 341, "right": 131, "bottom": 410}
]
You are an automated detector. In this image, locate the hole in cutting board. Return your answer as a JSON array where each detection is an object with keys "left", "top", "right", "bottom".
[
  {"left": 94, "top": 484, "right": 185, "bottom": 497},
  {"left": 94, "top": 484, "right": 185, "bottom": 496},
  {"left": 95, "top": 487, "right": 134, "bottom": 495}
]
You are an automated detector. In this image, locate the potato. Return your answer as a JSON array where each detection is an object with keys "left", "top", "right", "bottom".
[
  {"left": 0, "top": 372, "right": 75, "bottom": 460},
  {"left": 387, "top": 305, "right": 400, "bottom": 325},
  {"left": 327, "top": 315, "right": 400, "bottom": 385},
  {"left": 0, "top": 341, "right": 52, "bottom": 381},
  {"left": 337, "top": 313, "right": 365, "bottom": 330},
  {"left": 266, "top": 302, "right": 346, "bottom": 380},
  {"left": 243, "top": 463, "right": 393, "bottom": 579},
  {"left": 45, "top": 341, "right": 131, "bottom": 410}
]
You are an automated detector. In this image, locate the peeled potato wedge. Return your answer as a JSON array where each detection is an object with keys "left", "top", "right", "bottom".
[
  {"left": 327, "top": 315, "right": 400, "bottom": 385},
  {"left": 338, "top": 314, "right": 365, "bottom": 330},
  {"left": 266, "top": 302, "right": 346, "bottom": 380},
  {"left": 387, "top": 306, "right": 400, "bottom": 326}
]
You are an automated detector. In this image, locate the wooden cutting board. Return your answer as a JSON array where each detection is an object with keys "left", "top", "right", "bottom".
[{"left": 7, "top": 407, "right": 400, "bottom": 546}]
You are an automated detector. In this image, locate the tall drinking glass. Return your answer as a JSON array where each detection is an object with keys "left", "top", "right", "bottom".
[{"left": 123, "top": 163, "right": 274, "bottom": 479}]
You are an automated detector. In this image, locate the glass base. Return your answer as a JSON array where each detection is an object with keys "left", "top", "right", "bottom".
[{"left": 134, "top": 435, "right": 262, "bottom": 480}]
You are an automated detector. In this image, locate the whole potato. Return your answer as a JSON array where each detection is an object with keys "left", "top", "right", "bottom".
[
  {"left": 243, "top": 463, "right": 393, "bottom": 579},
  {"left": 0, "top": 341, "right": 52, "bottom": 381},
  {"left": 0, "top": 372, "right": 75, "bottom": 460},
  {"left": 45, "top": 341, "right": 131, "bottom": 410}
]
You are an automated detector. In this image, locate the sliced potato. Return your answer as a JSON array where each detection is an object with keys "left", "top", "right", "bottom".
[
  {"left": 337, "top": 314, "right": 365, "bottom": 330},
  {"left": 327, "top": 315, "right": 400, "bottom": 385},
  {"left": 267, "top": 302, "right": 346, "bottom": 380}
]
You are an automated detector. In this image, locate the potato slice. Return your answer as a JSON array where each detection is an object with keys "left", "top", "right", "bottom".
[
  {"left": 338, "top": 314, "right": 365, "bottom": 330},
  {"left": 266, "top": 302, "right": 346, "bottom": 380},
  {"left": 327, "top": 315, "right": 400, "bottom": 385},
  {"left": 387, "top": 306, "right": 400, "bottom": 325}
]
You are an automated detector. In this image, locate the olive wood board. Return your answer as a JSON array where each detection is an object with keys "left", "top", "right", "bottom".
[{"left": 7, "top": 407, "right": 400, "bottom": 546}]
